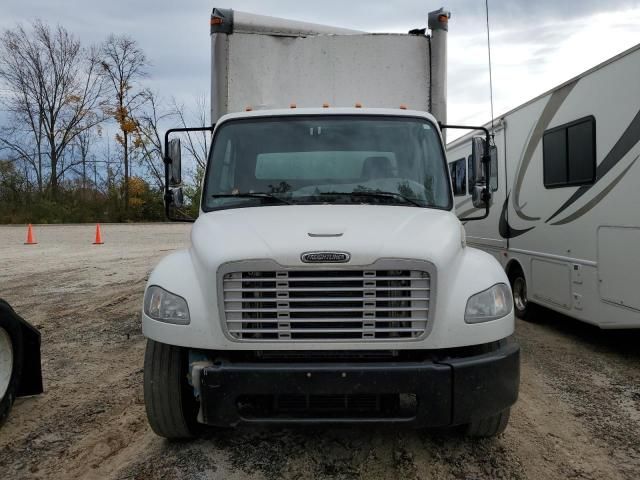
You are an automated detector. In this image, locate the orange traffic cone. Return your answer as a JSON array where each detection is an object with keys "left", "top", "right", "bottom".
[
  {"left": 93, "top": 223, "right": 104, "bottom": 245},
  {"left": 24, "top": 224, "right": 37, "bottom": 245}
]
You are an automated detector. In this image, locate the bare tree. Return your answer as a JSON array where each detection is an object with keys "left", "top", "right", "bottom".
[
  {"left": 135, "top": 93, "right": 211, "bottom": 190},
  {"left": 134, "top": 90, "right": 176, "bottom": 189},
  {"left": 173, "top": 95, "right": 210, "bottom": 170},
  {"left": 0, "top": 21, "right": 106, "bottom": 197},
  {"left": 0, "top": 125, "right": 45, "bottom": 192},
  {"left": 71, "top": 125, "right": 98, "bottom": 192},
  {"left": 99, "top": 35, "right": 148, "bottom": 212}
]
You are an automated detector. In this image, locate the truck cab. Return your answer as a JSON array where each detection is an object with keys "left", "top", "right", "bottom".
[{"left": 141, "top": 9, "right": 519, "bottom": 439}]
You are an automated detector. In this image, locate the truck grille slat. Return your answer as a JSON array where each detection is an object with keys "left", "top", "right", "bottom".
[
  {"left": 225, "top": 297, "right": 430, "bottom": 303},
  {"left": 226, "top": 307, "right": 428, "bottom": 313},
  {"left": 222, "top": 268, "right": 431, "bottom": 341},
  {"left": 226, "top": 317, "right": 429, "bottom": 323},
  {"left": 228, "top": 275, "right": 422, "bottom": 282},
  {"left": 228, "top": 327, "right": 426, "bottom": 334},
  {"left": 224, "top": 287, "right": 430, "bottom": 292}
]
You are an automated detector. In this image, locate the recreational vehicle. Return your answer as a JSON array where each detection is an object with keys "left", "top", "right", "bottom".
[{"left": 447, "top": 43, "right": 640, "bottom": 329}]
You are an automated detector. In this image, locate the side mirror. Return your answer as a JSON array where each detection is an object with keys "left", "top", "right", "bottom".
[
  {"left": 167, "top": 138, "right": 182, "bottom": 186},
  {"left": 170, "top": 186, "right": 184, "bottom": 208},
  {"left": 471, "top": 184, "right": 489, "bottom": 209},
  {"left": 470, "top": 136, "right": 492, "bottom": 209},
  {"left": 439, "top": 123, "right": 494, "bottom": 221},
  {"left": 163, "top": 125, "right": 213, "bottom": 223},
  {"left": 470, "top": 136, "right": 487, "bottom": 186}
]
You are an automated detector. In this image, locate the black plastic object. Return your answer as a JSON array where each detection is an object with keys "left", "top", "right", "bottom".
[
  {"left": 211, "top": 8, "right": 234, "bottom": 34},
  {"left": 197, "top": 340, "right": 519, "bottom": 428},
  {"left": 0, "top": 299, "right": 43, "bottom": 427}
]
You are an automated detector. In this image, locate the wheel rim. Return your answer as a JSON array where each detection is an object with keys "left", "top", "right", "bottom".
[
  {"left": 513, "top": 277, "right": 528, "bottom": 312},
  {"left": 0, "top": 327, "right": 13, "bottom": 399}
]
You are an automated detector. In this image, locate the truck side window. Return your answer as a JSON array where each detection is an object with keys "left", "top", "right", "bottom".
[
  {"left": 543, "top": 116, "right": 596, "bottom": 188},
  {"left": 449, "top": 158, "right": 466, "bottom": 196},
  {"left": 219, "top": 139, "right": 235, "bottom": 191}
]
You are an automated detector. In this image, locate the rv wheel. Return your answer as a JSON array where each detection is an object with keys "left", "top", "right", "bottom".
[{"left": 510, "top": 271, "right": 531, "bottom": 320}]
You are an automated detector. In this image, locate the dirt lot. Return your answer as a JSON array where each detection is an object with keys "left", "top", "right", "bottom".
[{"left": 0, "top": 223, "right": 638, "bottom": 480}]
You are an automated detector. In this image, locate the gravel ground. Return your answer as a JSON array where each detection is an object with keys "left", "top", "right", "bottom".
[{"left": 0, "top": 223, "right": 638, "bottom": 480}]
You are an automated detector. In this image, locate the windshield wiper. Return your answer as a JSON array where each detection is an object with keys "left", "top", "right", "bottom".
[
  {"left": 211, "top": 193, "right": 292, "bottom": 205},
  {"left": 318, "top": 191, "right": 423, "bottom": 207}
]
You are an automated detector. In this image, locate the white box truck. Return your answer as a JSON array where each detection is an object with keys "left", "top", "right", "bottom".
[
  {"left": 142, "top": 8, "right": 519, "bottom": 439},
  {"left": 447, "top": 43, "right": 640, "bottom": 329}
]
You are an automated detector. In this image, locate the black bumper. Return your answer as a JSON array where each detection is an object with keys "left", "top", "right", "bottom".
[{"left": 198, "top": 340, "right": 520, "bottom": 427}]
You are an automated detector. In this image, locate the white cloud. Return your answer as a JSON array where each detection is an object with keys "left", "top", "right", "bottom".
[{"left": 447, "top": 6, "right": 640, "bottom": 138}]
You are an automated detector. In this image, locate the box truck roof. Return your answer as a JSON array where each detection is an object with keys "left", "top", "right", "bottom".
[
  {"left": 210, "top": 8, "right": 450, "bottom": 124},
  {"left": 210, "top": 8, "right": 364, "bottom": 36}
]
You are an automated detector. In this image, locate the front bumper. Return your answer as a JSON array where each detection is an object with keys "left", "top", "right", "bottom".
[{"left": 196, "top": 340, "right": 520, "bottom": 427}]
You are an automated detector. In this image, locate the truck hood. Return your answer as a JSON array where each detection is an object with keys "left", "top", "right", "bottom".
[{"left": 190, "top": 205, "right": 463, "bottom": 270}]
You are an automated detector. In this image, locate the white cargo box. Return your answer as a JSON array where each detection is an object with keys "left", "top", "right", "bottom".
[{"left": 210, "top": 9, "right": 450, "bottom": 123}]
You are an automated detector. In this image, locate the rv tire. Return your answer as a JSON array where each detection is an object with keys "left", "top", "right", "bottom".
[{"left": 509, "top": 268, "right": 532, "bottom": 320}]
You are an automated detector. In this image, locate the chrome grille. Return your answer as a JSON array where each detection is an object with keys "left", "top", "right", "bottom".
[{"left": 222, "top": 269, "right": 430, "bottom": 341}]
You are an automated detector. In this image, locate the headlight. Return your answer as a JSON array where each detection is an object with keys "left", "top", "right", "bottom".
[
  {"left": 464, "top": 283, "right": 512, "bottom": 324},
  {"left": 144, "top": 286, "right": 190, "bottom": 325}
]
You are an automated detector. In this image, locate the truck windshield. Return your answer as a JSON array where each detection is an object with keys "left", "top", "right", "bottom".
[{"left": 202, "top": 115, "right": 452, "bottom": 211}]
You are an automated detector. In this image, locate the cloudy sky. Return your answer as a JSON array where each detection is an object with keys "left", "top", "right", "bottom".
[{"left": 2, "top": 0, "right": 640, "bottom": 138}]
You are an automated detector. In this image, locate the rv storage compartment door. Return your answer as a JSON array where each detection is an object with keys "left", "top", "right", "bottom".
[
  {"left": 597, "top": 226, "right": 640, "bottom": 312},
  {"left": 531, "top": 259, "right": 571, "bottom": 310}
]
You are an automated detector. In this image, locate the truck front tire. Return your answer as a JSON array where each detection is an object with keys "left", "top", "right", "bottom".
[
  {"left": 465, "top": 408, "right": 510, "bottom": 437},
  {"left": 144, "top": 339, "right": 199, "bottom": 440}
]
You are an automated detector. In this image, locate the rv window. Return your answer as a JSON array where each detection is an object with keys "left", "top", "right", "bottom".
[
  {"left": 543, "top": 116, "right": 595, "bottom": 188},
  {"left": 543, "top": 129, "right": 567, "bottom": 186},
  {"left": 449, "top": 158, "right": 466, "bottom": 196},
  {"left": 567, "top": 121, "right": 595, "bottom": 184},
  {"left": 467, "top": 155, "right": 474, "bottom": 192}
]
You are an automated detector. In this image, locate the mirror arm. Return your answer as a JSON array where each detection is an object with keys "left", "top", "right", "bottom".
[
  {"left": 439, "top": 123, "right": 492, "bottom": 222},
  {"left": 163, "top": 125, "right": 215, "bottom": 222},
  {"left": 459, "top": 198, "right": 490, "bottom": 222}
]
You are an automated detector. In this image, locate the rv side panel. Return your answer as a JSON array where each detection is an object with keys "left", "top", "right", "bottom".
[{"left": 447, "top": 43, "right": 640, "bottom": 328}]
